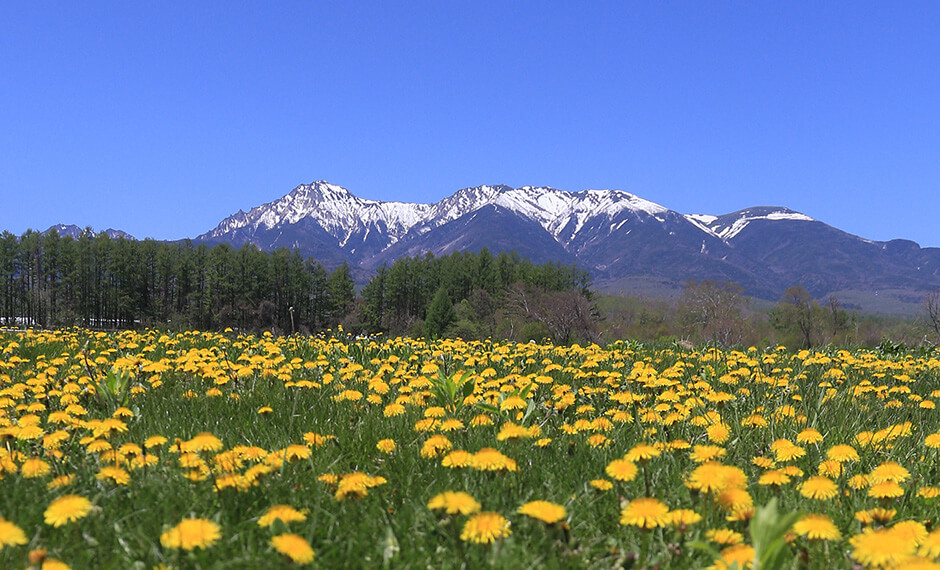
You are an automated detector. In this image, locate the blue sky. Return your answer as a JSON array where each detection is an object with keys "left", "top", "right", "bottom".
[{"left": 1, "top": 2, "right": 938, "bottom": 246}]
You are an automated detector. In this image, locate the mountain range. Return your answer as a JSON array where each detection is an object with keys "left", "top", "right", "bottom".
[{"left": 50, "top": 181, "right": 940, "bottom": 313}]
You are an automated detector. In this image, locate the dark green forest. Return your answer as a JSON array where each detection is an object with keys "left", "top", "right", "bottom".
[
  {"left": 0, "top": 229, "right": 593, "bottom": 342},
  {"left": 2, "top": 229, "right": 936, "bottom": 348}
]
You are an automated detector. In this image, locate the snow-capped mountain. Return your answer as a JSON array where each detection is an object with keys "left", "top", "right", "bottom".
[
  {"left": 45, "top": 224, "right": 135, "bottom": 241},
  {"left": 202, "top": 181, "right": 430, "bottom": 247},
  {"left": 196, "top": 181, "right": 940, "bottom": 304},
  {"left": 199, "top": 181, "right": 679, "bottom": 254},
  {"left": 685, "top": 207, "right": 815, "bottom": 241}
]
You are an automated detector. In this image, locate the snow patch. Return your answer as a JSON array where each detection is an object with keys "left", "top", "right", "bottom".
[
  {"left": 207, "top": 181, "right": 688, "bottom": 249},
  {"left": 686, "top": 214, "right": 717, "bottom": 224},
  {"left": 710, "top": 209, "right": 814, "bottom": 240}
]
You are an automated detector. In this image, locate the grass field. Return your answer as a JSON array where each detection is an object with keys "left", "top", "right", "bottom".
[{"left": 1, "top": 328, "right": 939, "bottom": 568}]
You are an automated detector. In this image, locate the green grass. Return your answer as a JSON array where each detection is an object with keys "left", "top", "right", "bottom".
[{"left": 1, "top": 330, "right": 939, "bottom": 568}]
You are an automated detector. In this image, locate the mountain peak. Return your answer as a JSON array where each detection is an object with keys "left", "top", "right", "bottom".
[
  {"left": 685, "top": 206, "right": 814, "bottom": 240},
  {"left": 189, "top": 179, "right": 938, "bottom": 312},
  {"left": 44, "top": 224, "right": 135, "bottom": 240}
]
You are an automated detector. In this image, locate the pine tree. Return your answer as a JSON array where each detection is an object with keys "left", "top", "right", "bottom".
[
  {"left": 326, "top": 262, "right": 355, "bottom": 327},
  {"left": 424, "top": 286, "right": 455, "bottom": 339}
]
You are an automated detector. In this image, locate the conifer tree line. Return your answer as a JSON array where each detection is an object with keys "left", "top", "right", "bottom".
[{"left": 0, "top": 229, "right": 595, "bottom": 341}]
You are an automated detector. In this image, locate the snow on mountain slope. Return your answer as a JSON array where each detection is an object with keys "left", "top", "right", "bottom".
[
  {"left": 205, "top": 182, "right": 677, "bottom": 251},
  {"left": 202, "top": 181, "right": 824, "bottom": 262},
  {"left": 685, "top": 208, "right": 815, "bottom": 241},
  {"left": 702, "top": 207, "right": 815, "bottom": 240},
  {"left": 204, "top": 181, "right": 432, "bottom": 246},
  {"left": 425, "top": 185, "right": 670, "bottom": 243}
]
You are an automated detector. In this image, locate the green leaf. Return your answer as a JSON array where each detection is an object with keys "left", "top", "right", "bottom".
[
  {"left": 460, "top": 373, "right": 476, "bottom": 400},
  {"left": 382, "top": 525, "right": 400, "bottom": 567},
  {"left": 749, "top": 498, "right": 800, "bottom": 570},
  {"left": 519, "top": 383, "right": 534, "bottom": 400}
]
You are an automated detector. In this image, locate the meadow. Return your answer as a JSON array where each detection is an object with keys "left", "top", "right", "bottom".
[{"left": 1, "top": 328, "right": 939, "bottom": 569}]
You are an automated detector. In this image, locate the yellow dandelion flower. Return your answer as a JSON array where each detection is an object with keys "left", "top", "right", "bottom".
[
  {"left": 470, "top": 448, "right": 517, "bottom": 472},
  {"left": 414, "top": 418, "right": 440, "bottom": 432},
  {"left": 917, "top": 486, "right": 940, "bottom": 499},
  {"left": 848, "top": 474, "right": 870, "bottom": 490},
  {"left": 281, "top": 444, "right": 311, "bottom": 462},
  {"left": 318, "top": 473, "right": 338, "bottom": 486},
  {"left": 590, "top": 479, "right": 613, "bottom": 491},
  {"left": 620, "top": 498, "right": 671, "bottom": 529},
  {"left": 919, "top": 529, "right": 940, "bottom": 558},
  {"left": 86, "top": 439, "right": 112, "bottom": 453},
  {"left": 707, "top": 528, "right": 745, "bottom": 545},
  {"left": 160, "top": 518, "right": 221, "bottom": 550},
  {"left": 376, "top": 439, "right": 396, "bottom": 454},
  {"left": 817, "top": 459, "right": 843, "bottom": 478},
  {"left": 302, "top": 432, "right": 334, "bottom": 448},
  {"left": 855, "top": 508, "right": 896, "bottom": 525},
  {"left": 500, "top": 396, "right": 527, "bottom": 411},
  {"left": 850, "top": 528, "right": 915, "bottom": 567},
  {"left": 496, "top": 422, "right": 531, "bottom": 441},
  {"left": 758, "top": 470, "right": 791, "bottom": 487},
  {"left": 751, "top": 456, "right": 775, "bottom": 469},
  {"left": 41, "top": 558, "right": 72, "bottom": 570},
  {"left": 28, "top": 548, "right": 47, "bottom": 565},
  {"left": 21, "top": 457, "right": 52, "bottom": 478},
  {"left": 95, "top": 465, "right": 130, "bottom": 485},
  {"left": 258, "top": 505, "right": 306, "bottom": 527},
  {"left": 15, "top": 424, "right": 44, "bottom": 440},
  {"left": 441, "top": 450, "right": 473, "bottom": 468},
  {"left": 605, "top": 458, "right": 638, "bottom": 482},
  {"left": 668, "top": 439, "right": 692, "bottom": 451},
  {"left": 428, "top": 491, "right": 481, "bottom": 515},
  {"left": 893, "top": 521, "right": 928, "bottom": 548},
  {"left": 869, "top": 461, "right": 911, "bottom": 484},
  {"left": 710, "top": 544, "right": 755, "bottom": 570},
  {"left": 470, "top": 414, "right": 494, "bottom": 427},
  {"left": 271, "top": 533, "right": 314, "bottom": 564},
  {"left": 518, "top": 500, "right": 567, "bottom": 525},
  {"left": 440, "top": 418, "right": 464, "bottom": 432},
  {"left": 826, "top": 444, "right": 859, "bottom": 462},
  {"left": 799, "top": 476, "right": 838, "bottom": 500},
  {"left": 624, "top": 443, "right": 660, "bottom": 462},
  {"left": 716, "top": 487, "right": 753, "bottom": 515},
  {"left": 797, "top": 428, "right": 823, "bottom": 445},
  {"left": 868, "top": 480, "right": 905, "bottom": 499},
  {"left": 182, "top": 432, "right": 223, "bottom": 453},
  {"left": 670, "top": 509, "right": 702, "bottom": 526},
  {"left": 0, "top": 517, "right": 28, "bottom": 549},
  {"left": 42, "top": 430, "right": 70, "bottom": 450},
  {"left": 925, "top": 433, "right": 940, "bottom": 449},
  {"left": 706, "top": 422, "right": 732, "bottom": 444},
  {"left": 741, "top": 414, "right": 768, "bottom": 428},
  {"left": 47, "top": 474, "right": 75, "bottom": 490},
  {"left": 687, "top": 462, "right": 747, "bottom": 494},
  {"left": 421, "top": 435, "right": 453, "bottom": 458},
  {"left": 461, "top": 512, "right": 511, "bottom": 543},
  {"left": 144, "top": 435, "right": 168, "bottom": 449},
  {"left": 773, "top": 443, "right": 806, "bottom": 462},
  {"left": 587, "top": 434, "right": 611, "bottom": 447},
  {"left": 690, "top": 445, "right": 727, "bottom": 463},
  {"left": 793, "top": 514, "right": 841, "bottom": 541},
  {"left": 44, "top": 495, "right": 92, "bottom": 527},
  {"left": 335, "top": 472, "right": 386, "bottom": 500}
]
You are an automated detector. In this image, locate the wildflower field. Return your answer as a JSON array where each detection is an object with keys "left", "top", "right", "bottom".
[{"left": 2, "top": 329, "right": 940, "bottom": 569}]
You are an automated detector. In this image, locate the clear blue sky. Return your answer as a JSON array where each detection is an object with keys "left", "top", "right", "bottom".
[{"left": 2, "top": 2, "right": 938, "bottom": 246}]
